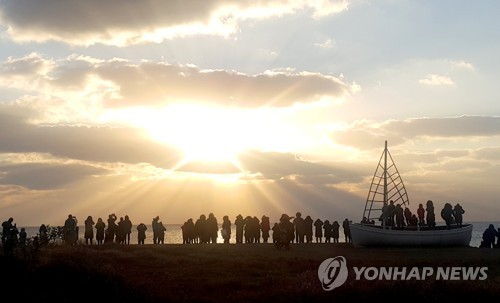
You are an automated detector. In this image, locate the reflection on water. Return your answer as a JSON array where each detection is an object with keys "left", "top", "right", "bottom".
[{"left": 20, "top": 221, "right": 499, "bottom": 247}]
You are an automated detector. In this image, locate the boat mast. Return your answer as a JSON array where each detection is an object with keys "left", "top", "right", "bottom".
[
  {"left": 383, "top": 140, "right": 388, "bottom": 229},
  {"left": 363, "top": 140, "right": 410, "bottom": 226}
]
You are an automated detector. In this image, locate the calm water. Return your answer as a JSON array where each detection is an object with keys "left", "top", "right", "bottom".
[{"left": 20, "top": 221, "right": 499, "bottom": 248}]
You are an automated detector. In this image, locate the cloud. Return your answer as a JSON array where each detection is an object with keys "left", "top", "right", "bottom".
[
  {"left": 0, "top": 163, "right": 106, "bottom": 190},
  {"left": 451, "top": 60, "right": 474, "bottom": 71},
  {"left": 0, "top": 54, "right": 349, "bottom": 108},
  {"left": 314, "top": 38, "right": 335, "bottom": 49},
  {"left": 418, "top": 74, "right": 455, "bottom": 86},
  {"left": 0, "top": 0, "right": 349, "bottom": 46},
  {"left": 0, "top": 112, "right": 183, "bottom": 168},
  {"left": 332, "top": 116, "right": 500, "bottom": 150}
]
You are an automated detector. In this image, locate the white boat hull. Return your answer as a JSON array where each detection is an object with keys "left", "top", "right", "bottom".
[{"left": 349, "top": 223, "right": 473, "bottom": 247}]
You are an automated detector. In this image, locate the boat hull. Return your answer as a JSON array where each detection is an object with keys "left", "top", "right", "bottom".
[{"left": 349, "top": 223, "right": 473, "bottom": 247}]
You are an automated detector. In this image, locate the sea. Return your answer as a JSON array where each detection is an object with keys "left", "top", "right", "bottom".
[{"left": 19, "top": 221, "right": 500, "bottom": 248}]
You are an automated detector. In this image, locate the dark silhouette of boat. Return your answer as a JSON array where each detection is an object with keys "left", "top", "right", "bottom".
[{"left": 350, "top": 141, "right": 472, "bottom": 247}]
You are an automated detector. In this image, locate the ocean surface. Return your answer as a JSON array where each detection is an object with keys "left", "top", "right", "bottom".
[{"left": 19, "top": 221, "right": 500, "bottom": 248}]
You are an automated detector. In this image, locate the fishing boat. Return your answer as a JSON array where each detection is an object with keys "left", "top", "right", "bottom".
[{"left": 349, "top": 141, "right": 473, "bottom": 247}]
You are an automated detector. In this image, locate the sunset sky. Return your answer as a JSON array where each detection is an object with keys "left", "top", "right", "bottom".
[{"left": 1, "top": 0, "right": 499, "bottom": 226}]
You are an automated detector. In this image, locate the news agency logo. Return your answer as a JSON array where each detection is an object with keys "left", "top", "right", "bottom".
[
  {"left": 317, "top": 256, "right": 348, "bottom": 291},
  {"left": 318, "top": 256, "right": 488, "bottom": 291}
]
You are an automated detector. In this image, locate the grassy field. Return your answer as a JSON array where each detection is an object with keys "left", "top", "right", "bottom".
[{"left": 2, "top": 243, "right": 500, "bottom": 302}]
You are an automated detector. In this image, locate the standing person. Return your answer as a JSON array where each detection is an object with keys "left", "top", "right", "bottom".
[
  {"left": 221, "top": 215, "right": 232, "bottom": 244},
  {"left": 152, "top": 216, "right": 160, "bottom": 244},
  {"left": 158, "top": 221, "right": 166, "bottom": 244},
  {"left": 395, "top": 204, "right": 405, "bottom": 228},
  {"left": 404, "top": 207, "right": 412, "bottom": 226},
  {"left": 304, "top": 215, "right": 313, "bottom": 243},
  {"left": 63, "top": 214, "right": 77, "bottom": 246},
  {"left": 2, "top": 217, "right": 14, "bottom": 244},
  {"left": 342, "top": 218, "right": 351, "bottom": 243},
  {"left": 323, "top": 220, "right": 332, "bottom": 243},
  {"left": 123, "top": 215, "right": 133, "bottom": 244},
  {"left": 137, "top": 223, "right": 147, "bottom": 245},
  {"left": 387, "top": 200, "right": 396, "bottom": 227},
  {"left": 481, "top": 224, "right": 497, "bottom": 248},
  {"left": 416, "top": 203, "right": 425, "bottom": 226},
  {"left": 314, "top": 218, "right": 323, "bottom": 243},
  {"left": 39, "top": 224, "right": 48, "bottom": 247},
  {"left": 207, "top": 213, "right": 218, "bottom": 244},
  {"left": 235, "top": 215, "right": 245, "bottom": 244},
  {"left": 95, "top": 218, "right": 106, "bottom": 245},
  {"left": 453, "top": 204, "right": 465, "bottom": 227},
  {"left": 261, "top": 215, "right": 271, "bottom": 243},
  {"left": 84, "top": 216, "right": 95, "bottom": 245},
  {"left": 441, "top": 203, "right": 454, "bottom": 228},
  {"left": 331, "top": 220, "right": 340, "bottom": 243},
  {"left": 426, "top": 200, "right": 436, "bottom": 228},
  {"left": 106, "top": 214, "right": 117, "bottom": 243},
  {"left": 293, "top": 212, "right": 305, "bottom": 243},
  {"left": 19, "top": 227, "right": 27, "bottom": 246}
]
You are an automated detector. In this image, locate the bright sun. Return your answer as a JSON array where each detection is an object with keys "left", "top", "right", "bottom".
[
  {"left": 104, "top": 103, "right": 312, "bottom": 168},
  {"left": 142, "top": 104, "right": 264, "bottom": 164}
]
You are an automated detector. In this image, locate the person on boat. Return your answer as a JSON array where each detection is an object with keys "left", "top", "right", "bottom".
[
  {"left": 453, "top": 204, "right": 465, "bottom": 227},
  {"left": 387, "top": 200, "right": 396, "bottom": 227},
  {"left": 409, "top": 214, "right": 418, "bottom": 227},
  {"left": 395, "top": 204, "right": 405, "bottom": 228},
  {"left": 417, "top": 203, "right": 425, "bottom": 226},
  {"left": 481, "top": 224, "right": 497, "bottom": 248},
  {"left": 440, "top": 203, "right": 454, "bottom": 229},
  {"left": 404, "top": 207, "right": 412, "bottom": 226},
  {"left": 426, "top": 200, "right": 436, "bottom": 229}
]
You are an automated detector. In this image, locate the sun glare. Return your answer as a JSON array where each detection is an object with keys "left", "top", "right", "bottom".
[{"left": 101, "top": 103, "right": 324, "bottom": 171}]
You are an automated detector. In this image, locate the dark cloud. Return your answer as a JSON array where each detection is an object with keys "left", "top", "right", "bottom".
[
  {"left": 333, "top": 116, "right": 500, "bottom": 150},
  {"left": 0, "top": 0, "right": 348, "bottom": 45},
  {"left": 0, "top": 113, "right": 183, "bottom": 168},
  {"left": 0, "top": 163, "right": 106, "bottom": 190}
]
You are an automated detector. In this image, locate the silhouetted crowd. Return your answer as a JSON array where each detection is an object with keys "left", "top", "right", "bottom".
[
  {"left": 2, "top": 203, "right": 499, "bottom": 254},
  {"left": 1, "top": 211, "right": 355, "bottom": 252},
  {"left": 365, "top": 200, "right": 466, "bottom": 230}
]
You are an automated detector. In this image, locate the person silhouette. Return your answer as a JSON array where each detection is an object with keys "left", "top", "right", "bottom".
[
  {"left": 137, "top": 223, "right": 147, "bottom": 245},
  {"left": 2, "top": 217, "right": 14, "bottom": 244},
  {"left": 453, "top": 204, "right": 465, "bottom": 227},
  {"left": 221, "top": 215, "right": 231, "bottom": 244},
  {"left": 261, "top": 215, "right": 271, "bottom": 243},
  {"left": 95, "top": 218, "right": 106, "bottom": 245},
  {"left": 441, "top": 203, "right": 454, "bottom": 228},
  {"left": 482, "top": 224, "right": 497, "bottom": 248},
  {"left": 123, "top": 215, "right": 132, "bottom": 244},
  {"left": 314, "top": 219, "right": 323, "bottom": 243},
  {"left": 63, "top": 214, "right": 77, "bottom": 246},
  {"left": 84, "top": 216, "right": 95, "bottom": 245},
  {"left": 426, "top": 200, "right": 436, "bottom": 228},
  {"left": 235, "top": 215, "right": 245, "bottom": 244}
]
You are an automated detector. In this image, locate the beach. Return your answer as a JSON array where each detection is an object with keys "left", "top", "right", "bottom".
[{"left": 2, "top": 243, "right": 499, "bottom": 302}]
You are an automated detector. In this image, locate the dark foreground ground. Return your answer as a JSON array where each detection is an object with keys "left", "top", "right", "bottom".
[{"left": 1, "top": 243, "right": 499, "bottom": 303}]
